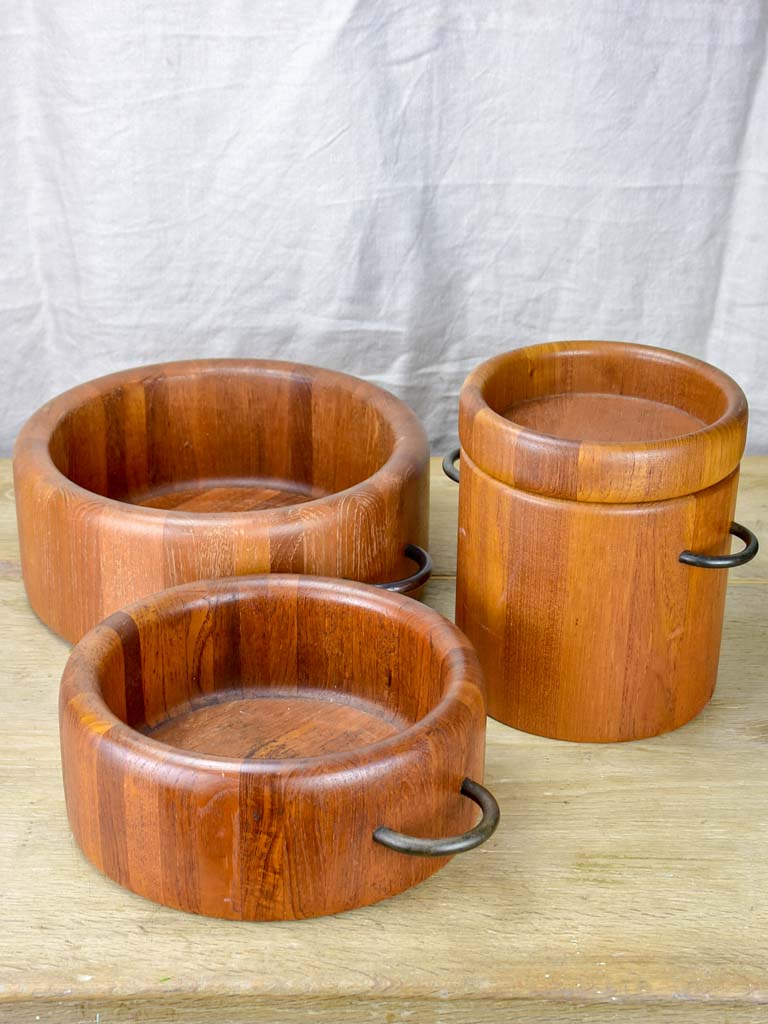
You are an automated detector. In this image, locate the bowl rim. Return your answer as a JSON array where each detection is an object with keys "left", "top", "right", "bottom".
[
  {"left": 60, "top": 574, "right": 485, "bottom": 778},
  {"left": 458, "top": 340, "right": 748, "bottom": 502},
  {"left": 15, "top": 358, "right": 429, "bottom": 522}
]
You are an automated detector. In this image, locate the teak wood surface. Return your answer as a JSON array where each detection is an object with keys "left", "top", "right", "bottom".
[
  {"left": 456, "top": 342, "right": 749, "bottom": 741},
  {"left": 1, "top": 458, "right": 767, "bottom": 1023},
  {"left": 60, "top": 575, "right": 486, "bottom": 921},
  {"left": 13, "top": 360, "right": 429, "bottom": 642}
]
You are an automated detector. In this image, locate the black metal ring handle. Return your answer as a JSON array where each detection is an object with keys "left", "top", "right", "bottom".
[
  {"left": 442, "top": 446, "right": 461, "bottom": 482},
  {"left": 372, "top": 777, "right": 500, "bottom": 857},
  {"left": 375, "top": 544, "right": 432, "bottom": 594},
  {"left": 679, "top": 521, "right": 759, "bottom": 569}
]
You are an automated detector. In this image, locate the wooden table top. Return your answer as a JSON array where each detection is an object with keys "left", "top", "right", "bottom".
[{"left": 1, "top": 457, "right": 767, "bottom": 1023}]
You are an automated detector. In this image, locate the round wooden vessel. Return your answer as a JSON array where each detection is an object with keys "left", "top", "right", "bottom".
[
  {"left": 14, "top": 360, "right": 430, "bottom": 641},
  {"left": 447, "top": 341, "right": 758, "bottom": 742},
  {"left": 59, "top": 575, "right": 497, "bottom": 920}
]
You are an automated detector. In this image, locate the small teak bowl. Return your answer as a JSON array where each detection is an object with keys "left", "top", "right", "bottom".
[
  {"left": 14, "top": 359, "right": 430, "bottom": 642},
  {"left": 59, "top": 575, "right": 498, "bottom": 921}
]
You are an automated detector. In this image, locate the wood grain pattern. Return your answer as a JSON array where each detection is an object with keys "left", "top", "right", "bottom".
[
  {"left": 455, "top": 342, "right": 751, "bottom": 741},
  {"left": 10, "top": 997, "right": 768, "bottom": 1024},
  {"left": 1, "top": 459, "right": 767, "bottom": 1022},
  {"left": 504, "top": 391, "right": 706, "bottom": 442},
  {"left": 459, "top": 341, "right": 747, "bottom": 502},
  {"left": 13, "top": 360, "right": 430, "bottom": 642},
  {"left": 59, "top": 574, "right": 486, "bottom": 921}
]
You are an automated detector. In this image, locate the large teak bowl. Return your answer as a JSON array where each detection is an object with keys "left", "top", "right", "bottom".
[
  {"left": 14, "top": 359, "right": 430, "bottom": 641},
  {"left": 59, "top": 575, "right": 497, "bottom": 921}
]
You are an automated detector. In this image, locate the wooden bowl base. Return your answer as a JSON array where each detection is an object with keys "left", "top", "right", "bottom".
[
  {"left": 128, "top": 476, "right": 330, "bottom": 513},
  {"left": 143, "top": 689, "right": 408, "bottom": 759},
  {"left": 504, "top": 392, "right": 707, "bottom": 443}
]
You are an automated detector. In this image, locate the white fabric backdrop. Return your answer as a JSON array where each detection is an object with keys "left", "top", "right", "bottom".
[{"left": 2, "top": 0, "right": 767, "bottom": 455}]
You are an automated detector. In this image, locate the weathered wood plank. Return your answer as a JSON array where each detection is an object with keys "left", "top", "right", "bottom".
[{"left": 1, "top": 457, "right": 766, "bottom": 1021}]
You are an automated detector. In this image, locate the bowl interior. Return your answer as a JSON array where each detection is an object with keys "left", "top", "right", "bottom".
[
  {"left": 95, "top": 582, "right": 452, "bottom": 760},
  {"left": 48, "top": 366, "right": 397, "bottom": 511},
  {"left": 480, "top": 345, "right": 733, "bottom": 444}
]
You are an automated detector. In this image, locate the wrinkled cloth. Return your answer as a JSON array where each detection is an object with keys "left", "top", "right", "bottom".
[{"left": 1, "top": 0, "right": 767, "bottom": 454}]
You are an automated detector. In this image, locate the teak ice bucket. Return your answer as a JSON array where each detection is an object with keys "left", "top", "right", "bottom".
[
  {"left": 59, "top": 575, "right": 497, "bottom": 920},
  {"left": 14, "top": 359, "right": 430, "bottom": 642},
  {"left": 445, "top": 341, "right": 758, "bottom": 743}
]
